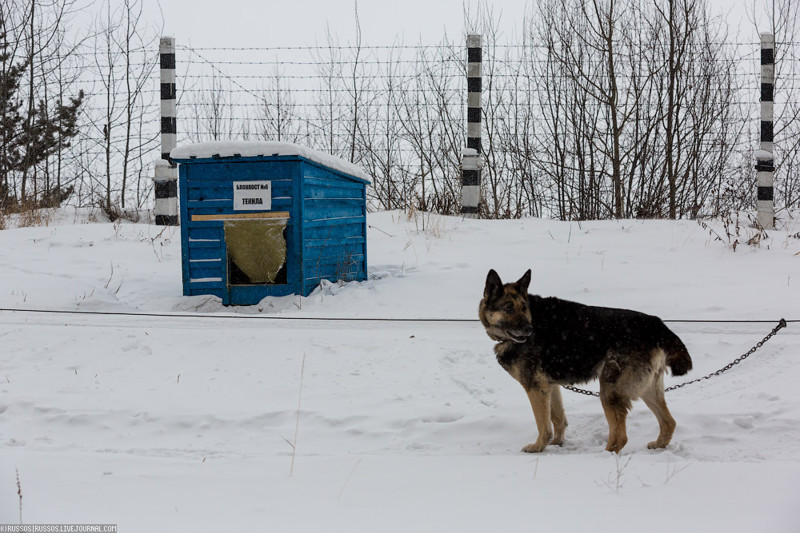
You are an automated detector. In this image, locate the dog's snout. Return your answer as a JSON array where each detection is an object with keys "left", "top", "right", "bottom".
[{"left": 521, "top": 324, "right": 533, "bottom": 336}]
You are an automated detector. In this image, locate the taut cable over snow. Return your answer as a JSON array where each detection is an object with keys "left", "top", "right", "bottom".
[
  {"left": 0, "top": 308, "right": 791, "bottom": 393},
  {"left": 0, "top": 307, "right": 797, "bottom": 325}
]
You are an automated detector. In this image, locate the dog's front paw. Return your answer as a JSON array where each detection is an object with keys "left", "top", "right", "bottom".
[{"left": 522, "top": 441, "right": 548, "bottom": 453}]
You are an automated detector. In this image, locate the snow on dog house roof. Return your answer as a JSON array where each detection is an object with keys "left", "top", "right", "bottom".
[{"left": 170, "top": 140, "right": 371, "bottom": 183}]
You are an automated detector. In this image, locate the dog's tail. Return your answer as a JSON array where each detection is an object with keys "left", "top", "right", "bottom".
[{"left": 661, "top": 330, "right": 693, "bottom": 376}]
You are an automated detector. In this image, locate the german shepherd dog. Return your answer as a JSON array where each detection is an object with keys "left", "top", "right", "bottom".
[{"left": 479, "top": 269, "right": 692, "bottom": 453}]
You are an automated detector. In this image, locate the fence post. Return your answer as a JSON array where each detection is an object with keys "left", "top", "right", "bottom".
[
  {"left": 461, "top": 33, "right": 482, "bottom": 218},
  {"left": 155, "top": 36, "right": 178, "bottom": 226},
  {"left": 756, "top": 33, "right": 775, "bottom": 230}
]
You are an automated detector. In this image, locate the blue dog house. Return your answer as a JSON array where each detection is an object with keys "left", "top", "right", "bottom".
[{"left": 171, "top": 141, "right": 371, "bottom": 305}]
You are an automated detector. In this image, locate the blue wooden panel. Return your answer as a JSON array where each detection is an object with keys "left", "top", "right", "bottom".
[
  {"left": 304, "top": 256, "right": 366, "bottom": 274},
  {"left": 303, "top": 238, "right": 366, "bottom": 259},
  {"left": 309, "top": 259, "right": 366, "bottom": 275},
  {"left": 302, "top": 259, "right": 367, "bottom": 290},
  {"left": 303, "top": 215, "right": 366, "bottom": 230},
  {"left": 304, "top": 197, "right": 365, "bottom": 206},
  {"left": 189, "top": 264, "right": 224, "bottom": 281},
  {"left": 304, "top": 177, "right": 364, "bottom": 194},
  {"left": 187, "top": 239, "right": 222, "bottom": 250},
  {"left": 310, "top": 259, "right": 366, "bottom": 276},
  {"left": 303, "top": 252, "right": 366, "bottom": 270},
  {"left": 303, "top": 222, "right": 366, "bottom": 240},
  {"left": 304, "top": 183, "right": 365, "bottom": 200},
  {"left": 186, "top": 199, "right": 231, "bottom": 209},
  {"left": 300, "top": 160, "right": 370, "bottom": 185},
  {"left": 303, "top": 199, "right": 365, "bottom": 222},
  {"left": 187, "top": 247, "right": 222, "bottom": 260},
  {"left": 187, "top": 219, "right": 224, "bottom": 230},
  {"left": 303, "top": 175, "right": 365, "bottom": 189},
  {"left": 301, "top": 230, "right": 367, "bottom": 295},
  {"left": 187, "top": 191, "right": 230, "bottom": 203},
  {"left": 303, "top": 242, "right": 367, "bottom": 258},
  {"left": 187, "top": 226, "right": 223, "bottom": 241},
  {"left": 303, "top": 235, "right": 366, "bottom": 246},
  {"left": 298, "top": 165, "right": 367, "bottom": 296},
  {"left": 186, "top": 160, "right": 297, "bottom": 182},
  {"left": 187, "top": 207, "right": 228, "bottom": 218},
  {"left": 179, "top": 165, "right": 191, "bottom": 294},
  {"left": 186, "top": 185, "right": 231, "bottom": 201}
]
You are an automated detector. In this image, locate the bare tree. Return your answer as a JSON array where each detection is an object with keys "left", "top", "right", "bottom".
[
  {"left": 357, "top": 40, "right": 406, "bottom": 210},
  {"left": 200, "top": 73, "right": 237, "bottom": 141},
  {"left": 89, "top": 0, "right": 158, "bottom": 215},
  {"left": 258, "top": 66, "right": 300, "bottom": 143},
  {"left": 311, "top": 24, "right": 349, "bottom": 159},
  {"left": 395, "top": 40, "right": 463, "bottom": 214},
  {"left": 346, "top": 1, "right": 368, "bottom": 165}
]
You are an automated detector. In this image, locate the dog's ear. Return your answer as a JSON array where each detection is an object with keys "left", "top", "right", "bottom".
[
  {"left": 484, "top": 269, "right": 503, "bottom": 301},
  {"left": 515, "top": 269, "right": 532, "bottom": 293}
]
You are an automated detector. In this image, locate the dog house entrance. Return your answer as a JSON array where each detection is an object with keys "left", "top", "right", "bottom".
[{"left": 225, "top": 218, "right": 288, "bottom": 286}]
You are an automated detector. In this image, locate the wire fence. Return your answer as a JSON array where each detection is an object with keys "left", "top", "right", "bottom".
[
  {"left": 164, "top": 38, "right": 800, "bottom": 218},
  {"left": 6, "top": 30, "right": 800, "bottom": 219}
]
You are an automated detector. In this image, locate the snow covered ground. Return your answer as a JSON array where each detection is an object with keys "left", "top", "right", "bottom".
[{"left": 1, "top": 208, "right": 798, "bottom": 531}]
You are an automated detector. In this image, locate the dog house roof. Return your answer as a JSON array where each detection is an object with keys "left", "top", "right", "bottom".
[{"left": 171, "top": 140, "right": 371, "bottom": 182}]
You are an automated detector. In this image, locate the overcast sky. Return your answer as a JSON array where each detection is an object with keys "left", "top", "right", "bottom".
[{"left": 157, "top": 0, "right": 759, "bottom": 50}]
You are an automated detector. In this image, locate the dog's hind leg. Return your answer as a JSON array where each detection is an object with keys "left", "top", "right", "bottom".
[
  {"left": 641, "top": 371, "right": 676, "bottom": 449},
  {"left": 522, "top": 386, "right": 553, "bottom": 453},
  {"left": 599, "top": 357, "right": 632, "bottom": 453},
  {"left": 600, "top": 389, "right": 631, "bottom": 453},
  {"left": 549, "top": 385, "right": 567, "bottom": 446}
]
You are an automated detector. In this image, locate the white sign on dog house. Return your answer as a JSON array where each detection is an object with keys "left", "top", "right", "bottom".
[{"left": 233, "top": 180, "right": 272, "bottom": 210}]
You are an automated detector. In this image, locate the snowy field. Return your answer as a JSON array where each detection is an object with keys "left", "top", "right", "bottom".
[{"left": 1, "top": 208, "right": 799, "bottom": 532}]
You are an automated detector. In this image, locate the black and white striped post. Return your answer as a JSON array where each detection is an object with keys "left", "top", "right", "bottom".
[
  {"left": 756, "top": 33, "right": 775, "bottom": 230},
  {"left": 461, "top": 33, "right": 482, "bottom": 218},
  {"left": 155, "top": 36, "right": 178, "bottom": 226}
]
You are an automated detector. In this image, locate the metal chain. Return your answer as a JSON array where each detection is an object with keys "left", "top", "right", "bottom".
[
  {"left": 562, "top": 384, "right": 601, "bottom": 397},
  {"left": 563, "top": 318, "right": 788, "bottom": 398}
]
